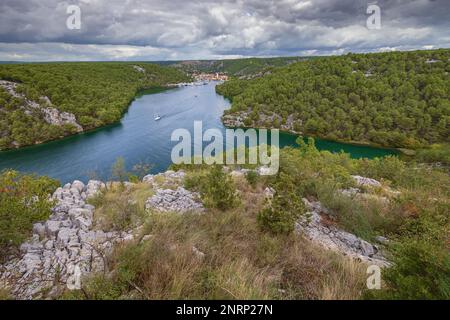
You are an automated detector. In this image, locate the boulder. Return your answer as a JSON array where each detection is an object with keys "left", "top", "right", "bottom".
[
  {"left": 71, "top": 180, "right": 85, "bottom": 193},
  {"left": 32, "top": 223, "right": 46, "bottom": 239},
  {"left": 145, "top": 187, "right": 204, "bottom": 213},
  {"left": 57, "top": 228, "right": 78, "bottom": 246},
  {"left": 352, "top": 175, "right": 382, "bottom": 188},
  {"left": 45, "top": 221, "right": 61, "bottom": 238},
  {"left": 297, "top": 199, "right": 389, "bottom": 266}
]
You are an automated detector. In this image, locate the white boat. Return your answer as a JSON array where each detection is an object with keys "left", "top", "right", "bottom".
[{"left": 154, "top": 114, "right": 161, "bottom": 121}]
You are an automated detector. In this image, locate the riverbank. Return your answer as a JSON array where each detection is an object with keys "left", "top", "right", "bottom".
[
  {"left": 0, "top": 82, "right": 402, "bottom": 184},
  {"left": 0, "top": 62, "right": 191, "bottom": 151},
  {"left": 0, "top": 84, "right": 183, "bottom": 152},
  {"left": 221, "top": 110, "right": 401, "bottom": 156}
]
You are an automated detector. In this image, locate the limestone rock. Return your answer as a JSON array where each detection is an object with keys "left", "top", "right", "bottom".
[
  {"left": 375, "top": 235, "right": 390, "bottom": 245},
  {"left": 352, "top": 175, "right": 382, "bottom": 188},
  {"left": 143, "top": 170, "right": 186, "bottom": 186},
  {"left": 0, "top": 80, "right": 83, "bottom": 132},
  {"left": 145, "top": 187, "right": 204, "bottom": 213},
  {"left": 264, "top": 187, "right": 275, "bottom": 199},
  {"left": 0, "top": 179, "right": 122, "bottom": 300},
  {"left": 296, "top": 199, "right": 389, "bottom": 267},
  {"left": 192, "top": 246, "right": 205, "bottom": 259}
]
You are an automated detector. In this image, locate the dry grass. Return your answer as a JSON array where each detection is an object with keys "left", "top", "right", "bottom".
[
  {"left": 279, "top": 238, "right": 366, "bottom": 300},
  {"left": 0, "top": 287, "right": 12, "bottom": 300},
  {"left": 91, "top": 183, "right": 153, "bottom": 231},
  {"left": 75, "top": 174, "right": 367, "bottom": 300}
]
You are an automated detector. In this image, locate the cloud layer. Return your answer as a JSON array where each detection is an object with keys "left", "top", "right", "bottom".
[{"left": 0, "top": 0, "right": 449, "bottom": 61}]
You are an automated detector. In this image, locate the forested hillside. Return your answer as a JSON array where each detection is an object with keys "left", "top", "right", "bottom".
[
  {"left": 217, "top": 49, "right": 450, "bottom": 150},
  {"left": 0, "top": 63, "right": 190, "bottom": 150}
]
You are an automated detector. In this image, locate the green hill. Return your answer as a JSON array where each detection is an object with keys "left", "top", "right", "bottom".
[
  {"left": 0, "top": 62, "right": 190, "bottom": 150},
  {"left": 216, "top": 49, "right": 450, "bottom": 150}
]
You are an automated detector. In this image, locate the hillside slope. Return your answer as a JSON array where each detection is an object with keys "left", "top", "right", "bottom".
[
  {"left": 1, "top": 143, "right": 448, "bottom": 299},
  {"left": 0, "top": 63, "right": 190, "bottom": 150},
  {"left": 217, "top": 49, "right": 450, "bottom": 150}
]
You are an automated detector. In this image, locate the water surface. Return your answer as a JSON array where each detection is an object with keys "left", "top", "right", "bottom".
[{"left": 0, "top": 83, "right": 397, "bottom": 183}]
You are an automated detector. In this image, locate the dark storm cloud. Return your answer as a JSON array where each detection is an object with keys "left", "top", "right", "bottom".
[{"left": 0, "top": 0, "right": 448, "bottom": 61}]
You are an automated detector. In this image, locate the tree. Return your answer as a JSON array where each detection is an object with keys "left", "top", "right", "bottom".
[
  {"left": 111, "top": 157, "right": 127, "bottom": 184},
  {"left": 201, "top": 165, "right": 239, "bottom": 211},
  {"left": 257, "top": 173, "right": 306, "bottom": 234},
  {"left": 216, "top": 49, "right": 450, "bottom": 149}
]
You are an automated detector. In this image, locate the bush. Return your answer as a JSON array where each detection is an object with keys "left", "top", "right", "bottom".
[
  {"left": 368, "top": 240, "right": 450, "bottom": 299},
  {"left": 111, "top": 157, "right": 127, "bottom": 184},
  {"left": 355, "top": 156, "right": 405, "bottom": 186},
  {"left": 257, "top": 173, "right": 306, "bottom": 234},
  {"left": 245, "top": 170, "right": 259, "bottom": 187},
  {"left": 183, "top": 171, "right": 207, "bottom": 192},
  {"left": 0, "top": 170, "right": 59, "bottom": 258},
  {"left": 416, "top": 144, "right": 450, "bottom": 166},
  {"left": 201, "top": 166, "right": 239, "bottom": 211}
]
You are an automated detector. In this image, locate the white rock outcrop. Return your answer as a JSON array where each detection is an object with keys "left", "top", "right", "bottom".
[
  {"left": 296, "top": 199, "right": 389, "bottom": 266},
  {"left": 351, "top": 175, "right": 382, "bottom": 188},
  {"left": 142, "top": 170, "right": 186, "bottom": 186},
  {"left": 0, "top": 180, "right": 133, "bottom": 299},
  {"left": 145, "top": 187, "right": 204, "bottom": 213},
  {"left": 0, "top": 80, "right": 83, "bottom": 132}
]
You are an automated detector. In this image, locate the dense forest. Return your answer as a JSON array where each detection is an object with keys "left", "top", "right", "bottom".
[
  {"left": 0, "top": 63, "right": 190, "bottom": 149},
  {"left": 216, "top": 49, "right": 450, "bottom": 150}
]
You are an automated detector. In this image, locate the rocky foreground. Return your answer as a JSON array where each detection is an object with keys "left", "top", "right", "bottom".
[
  {"left": 0, "top": 169, "right": 391, "bottom": 299},
  {"left": 0, "top": 180, "right": 135, "bottom": 299}
]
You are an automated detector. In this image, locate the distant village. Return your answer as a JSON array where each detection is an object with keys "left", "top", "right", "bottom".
[
  {"left": 193, "top": 72, "right": 229, "bottom": 82},
  {"left": 168, "top": 72, "right": 229, "bottom": 87}
]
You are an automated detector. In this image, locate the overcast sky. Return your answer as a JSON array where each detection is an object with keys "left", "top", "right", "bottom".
[{"left": 0, "top": 0, "right": 449, "bottom": 61}]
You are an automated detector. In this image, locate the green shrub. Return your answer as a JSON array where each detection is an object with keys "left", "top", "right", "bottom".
[
  {"left": 243, "top": 117, "right": 253, "bottom": 126},
  {"left": 183, "top": 171, "right": 207, "bottom": 192},
  {"left": 201, "top": 166, "right": 239, "bottom": 211},
  {"left": 0, "top": 170, "right": 59, "bottom": 259},
  {"left": 416, "top": 144, "right": 450, "bottom": 166},
  {"left": 368, "top": 240, "right": 450, "bottom": 299},
  {"left": 257, "top": 173, "right": 306, "bottom": 234},
  {"left": 111, "top": 157, "right": 127, "bottom": 184},
  {"left": 355, "top": 156, "right": 405, "bottom": 186},
  {"left": 127, "top": 175, "right": 140, "bottom": 184},
  {"left": 245, "top": 170, "right": 259, "bottom": 187}
]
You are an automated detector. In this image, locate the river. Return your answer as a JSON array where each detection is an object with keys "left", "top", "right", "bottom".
[{"left": 0, "top": 82, "right": 397, "bottom": 183}]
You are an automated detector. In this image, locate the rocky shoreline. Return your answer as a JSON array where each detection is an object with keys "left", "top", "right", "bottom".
[
  {"left": 221, "top": 110, "right": 407, "bottom": 153},
  {"left": 222, "top": 110, "right": 302, "bottom": 134}
]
